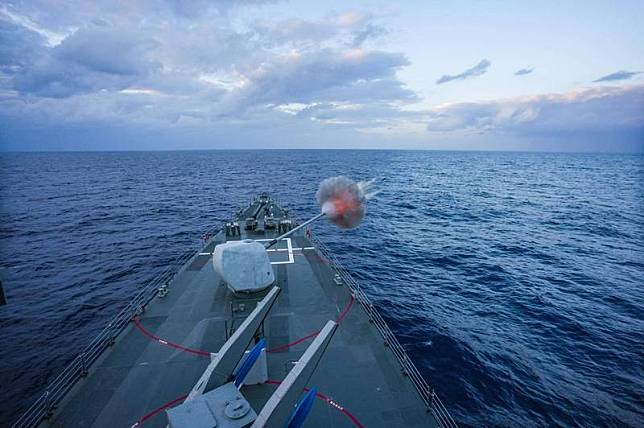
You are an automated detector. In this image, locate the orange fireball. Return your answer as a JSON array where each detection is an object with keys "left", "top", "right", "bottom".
[{"left": 317, "top": 176, "right": 366, "bottom": 229}]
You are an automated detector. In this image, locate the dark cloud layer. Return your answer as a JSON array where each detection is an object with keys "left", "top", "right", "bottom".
[{"left": 436, "top": 59, "right": 491, "bottom": 84}]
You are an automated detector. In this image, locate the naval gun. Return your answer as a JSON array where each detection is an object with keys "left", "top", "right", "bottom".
[{"left": 213, "top": 176, "right": 369, "bottom": 294}]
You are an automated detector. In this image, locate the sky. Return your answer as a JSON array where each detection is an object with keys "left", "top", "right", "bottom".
[{"left": 0, "top": 0, "right": 643, "bottom": 152}]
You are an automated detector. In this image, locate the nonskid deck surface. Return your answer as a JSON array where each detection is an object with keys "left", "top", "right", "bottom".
[{"left": 46, "top": 200, "right": 437, "bottom": 427}]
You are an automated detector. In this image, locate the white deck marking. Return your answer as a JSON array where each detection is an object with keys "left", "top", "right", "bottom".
[
  {"left": 256, "top": 238, "right": 295, "bottom": 264},
  {"left": 265, "top": 246, "right": 315, "bottom": 252},
  {"left": 197, "top": 240, "right": 315, "bottom": 264}
]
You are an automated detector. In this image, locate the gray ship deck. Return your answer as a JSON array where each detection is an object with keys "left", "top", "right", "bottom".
[{"left": 36, "top": 198, "right": 442, "bottom": 428}]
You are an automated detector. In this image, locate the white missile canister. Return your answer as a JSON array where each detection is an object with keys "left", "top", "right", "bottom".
[{"left": 212, "top": 240, "right": 275, "bottom": 293}]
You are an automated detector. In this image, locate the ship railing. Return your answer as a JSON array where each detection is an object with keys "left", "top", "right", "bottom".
[
  {"left": 306, "top": 232, "right": 459, "bottom": 428},
  {"left": 11, "top": 228, "right": 221, "bottom": 428}
]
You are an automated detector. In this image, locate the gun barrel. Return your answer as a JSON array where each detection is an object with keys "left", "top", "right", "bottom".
[{"left": 264, "top": 212, "right": 325, "bottom": 249}]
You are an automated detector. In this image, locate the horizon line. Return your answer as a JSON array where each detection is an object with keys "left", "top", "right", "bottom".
[{"left": 1, "top": 147, "right": 643, "bottom": 155}]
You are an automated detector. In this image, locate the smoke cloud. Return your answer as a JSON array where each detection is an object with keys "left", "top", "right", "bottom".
[{"left": 316, "top": 176, "right": 377, "bottom": 229}]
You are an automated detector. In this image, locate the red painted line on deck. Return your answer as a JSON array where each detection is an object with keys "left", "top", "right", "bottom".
[
  {"left": 133, "top": 293, "right": 355, "bottom": 356},
  {"left": 266, "top": 379, "right": 364, "bottom": 428},
  {"left": 266, "top": 294, "right": 355, "bottom": 353},
  {"left": 133, "top": 317, "right": 211, "bottom": 357},
  {"left": 131, "top": 381, "right": 364, "bottom": 427},
  {"left": 131, "top": 294, "right": 361, "bottom": 427},
  {"left": 130, "top": 394, "right": 187, "bottom": 427}
]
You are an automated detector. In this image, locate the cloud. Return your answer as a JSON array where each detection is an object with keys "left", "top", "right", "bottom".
[
  {"left": 11, "top": 25, "right": 161, "bottom": 98},
  {"left": 252, "top": 18, "right": 339, "bottom": 45},
  {"left": 436, "top": 59, "right": 491, "bottom": 84},
  {"left": 0, "top": 4, "right": 68, "bottom": 45},
  {"left": 593, "top": 70, "right": 641, "bottom": 82},
  {"left": 237, "top": 49, "right": 413, "bottom": 107},
  {"left": 250, "top": 12, "right": 386, "bottom": 49},
  {"left": 54, "top": 27, "right": 158, "bottom": 76},
  {"left": 0, "top": 2, "right": 420, "bottom": 147},
  {"left": 426, "top": 85, "right": 644, "bottom": 138},
  {"left": 3, "top": 2, "right": 640, "bottom": 152},
  {"left": 515, "top": 67, "right": 534, "bottom": 76},
  {"left": 294, "top": 102, "right": 424, "bottom": 128},
  {"left": 351, "top": 23, "right": 388, "bottom": 47},
  {"left": 0, "top": 19, "right": 48, "bottom": 69},
  {"left": 0, "top": 2, "right": 413, "bottom": 103},
  {"left": 426, "top": 103, "right": 498, "bottom": 131},
  {"left": 164, "top": 0, "right": 281, "bottom": 17}
]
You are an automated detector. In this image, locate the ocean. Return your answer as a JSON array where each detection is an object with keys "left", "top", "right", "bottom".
[{"left": 1, "top": 150, "right": 642, "bottom": 427}]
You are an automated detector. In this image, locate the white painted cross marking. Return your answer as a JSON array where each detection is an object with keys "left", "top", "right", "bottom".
[{"left": 197, "top": 240, "right": 315, "bottom": 265}]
